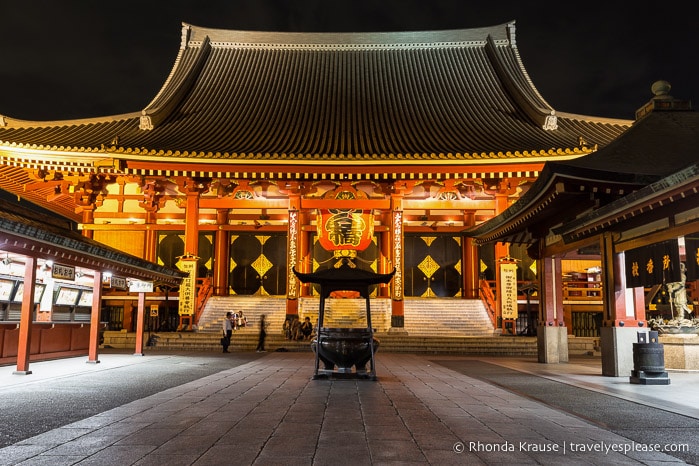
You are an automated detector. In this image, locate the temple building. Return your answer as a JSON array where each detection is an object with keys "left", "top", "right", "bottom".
[
  {"left": 0, "top": 21, "right": 632, "bottom": 341},
  {"left": 465, "top": 80, "right": 699, "bottom": 374}
]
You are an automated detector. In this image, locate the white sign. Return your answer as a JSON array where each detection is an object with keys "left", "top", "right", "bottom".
[
  {"left": 177, "top": 259, "right": 197, "bottom": 316},
  {"left": 499, "top": 263, "right": 519, "bottom": 320},
  {"left": 129, "top": 280, "right": 154, "bottom": 293}
]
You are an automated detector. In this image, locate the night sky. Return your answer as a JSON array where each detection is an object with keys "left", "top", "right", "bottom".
[{"left": 1, "top": 0, "right": 697, "bottom": 122}]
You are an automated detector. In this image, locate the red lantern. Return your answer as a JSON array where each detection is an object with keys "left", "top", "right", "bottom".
[{"left": 316, "top": 191, "right": 374, "bottom": 257}]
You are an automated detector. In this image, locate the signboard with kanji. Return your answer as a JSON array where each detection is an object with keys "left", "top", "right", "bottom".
[
  {"left": 499, "top": 262, "right": 518, "bottom": 320},
  {"left": 129, "top": 280, "right": 153, "bottom": 293},
  {"left": 624, "top": 239, "right": 680, "bottom": 287},
  {"left": 177, "top": 258, "right": 197, "bottom": 316},
  {"left": 52, "top": 263, "right": 75, "bottom": 281}
]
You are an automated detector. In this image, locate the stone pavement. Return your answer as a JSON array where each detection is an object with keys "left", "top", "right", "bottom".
[{"left": 0, "top": 351, "right": 697, "bottom": 465}]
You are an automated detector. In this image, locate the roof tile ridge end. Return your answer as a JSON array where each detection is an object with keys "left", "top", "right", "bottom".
[
  {"left": 0, "top": 112, "right": 141, "bottom": 129},
  {"left": 556, "top": 111, "right": 633, "bottom": 126},
  {"left": 140, "top": 29, "right": 211, "bottom": 131},
  {"left": 485, "top": 31, "right": 557, "bottom": 130}
]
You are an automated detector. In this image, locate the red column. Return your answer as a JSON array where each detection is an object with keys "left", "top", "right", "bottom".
[
  {"left": 184, "top": 181, "right": 200, "bottom": 257},
  {"left": 462, "top": 211, "right": 478, "bottom": 299},
  {"left": 214, "top": 209, "right": 229, "bottom": 296},
  {"left": 144, "top": 227, "right": 157, "bottom": 263},
  {"left": 379, "top": 212, "right": 392, "bottom": 298},
  {"left": 134, "top": 292, "right": 146, "bottom": 356},
  {"left": 298, "top": 208, "right": 311, "bottom": 295},
  {"left": 540, "top": 255, "right": 564, "bottom": 327},
  {"left": 87, "top": 271, "right": 103, "bottom": 364},
  {"left": 14, "top": 257, "right": 37, "bottom": 375},
  {"left": 602, "top": 234, "right": 643, "bottom": 327},
  {"left": 493, "top": 182, "right": 511, "bottom": 262},
  {"left": 81, "top": 209, "right": 94, "bottom": 240}
]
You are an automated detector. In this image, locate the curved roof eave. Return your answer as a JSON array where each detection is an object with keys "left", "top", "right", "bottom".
[
  {"left": 0, "top": 21, "right": 631, "bottom": 162},
  {"left": 551, "top": 162, "right": 699, "bottom": 241},
  {"left": 0, "top": 204, "right": 187, "bottom": 286},
  {"left": 462, "top": 161, "right": 647, "bottom": 243}
]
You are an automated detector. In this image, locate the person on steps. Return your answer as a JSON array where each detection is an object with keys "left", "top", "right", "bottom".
[
  {"left": 222, "top": 311, "right": 233, "bottom": 353},
  {"left": 256, "top": 314, "right": 269, "bottom": 352}
]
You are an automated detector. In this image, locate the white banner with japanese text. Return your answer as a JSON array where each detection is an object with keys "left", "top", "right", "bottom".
[{"left": 499, "top": 262, "right": 519, "bottom": 320}]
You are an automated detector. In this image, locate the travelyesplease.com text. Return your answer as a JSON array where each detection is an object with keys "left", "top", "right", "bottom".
[{"left": 454, "top": 440, "right": 689, "bottom": 455}]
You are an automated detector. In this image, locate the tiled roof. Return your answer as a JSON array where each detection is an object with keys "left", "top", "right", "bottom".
[
  {"left": 463, "top": 105, "right": 699, "bottom": 246},
  {"left": 0, "top": 21, "right": 630, "bottom": 165},
  {"left": 0, "top": 200, "right": 186, "bottom": 285}
]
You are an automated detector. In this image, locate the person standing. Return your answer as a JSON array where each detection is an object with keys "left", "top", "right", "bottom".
[
  {"left": 222, "top": 311, "right": 233, "bottom": 353},
  {"left": 256, "top": 314, "right": 268, "bottom": 352}
]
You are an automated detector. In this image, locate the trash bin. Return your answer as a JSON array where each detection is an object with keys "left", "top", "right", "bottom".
[{"left": 630, "top": 330, "right": 670, "bottom": 385}]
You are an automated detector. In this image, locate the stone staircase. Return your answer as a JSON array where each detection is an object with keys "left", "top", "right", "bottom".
[
  {"left": 194, "top": 295, "right": 495, "bottom": 337},
  {"left": 123, "top": 331, "right": 538, "bottom": 356},
  {"left": 101, "top": 295, "right": 542, "bottom": 355}
]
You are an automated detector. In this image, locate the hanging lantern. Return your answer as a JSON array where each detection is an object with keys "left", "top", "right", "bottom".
[{"left": 316, "top": 191, "right": 374, "bottom": 257}]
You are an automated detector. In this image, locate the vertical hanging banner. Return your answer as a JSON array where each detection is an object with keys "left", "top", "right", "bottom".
[
  {"left": 685, "top": 235, "right": 699, "bottom": 281},
  {"left": 176, "top": 257, "right": 198, "bottom": 316},
  {"left": 625, "top": 239, "right": 681, "bottom": 287},
  {"left": 499, "top": 262, "right": 518, "bottom": 320}
]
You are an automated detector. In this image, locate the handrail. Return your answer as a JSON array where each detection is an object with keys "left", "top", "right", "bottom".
[
  {"left": 193, "top": 277, "right": 213, "bottom": 327},
  {"left": 478, "top": 279, "right": 497, "bottom": 327}
]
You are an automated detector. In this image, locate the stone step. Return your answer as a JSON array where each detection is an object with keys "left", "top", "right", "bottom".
[
  {"left": 196, "top": 296, "right": 495, "bottom": 337},
  {"left": 104, "top": 330, "right": 538, "bottom": 356}
]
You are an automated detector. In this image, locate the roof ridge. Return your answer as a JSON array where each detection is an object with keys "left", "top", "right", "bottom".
[
  {"left": 183, "top": 21, "right": 515, "bottom": 48},
  {"left": 140, "top": 31, "right": 212, "bottom": 130},
  {"left": 0, "top": 112, "right": 140, "bottom": 129}
]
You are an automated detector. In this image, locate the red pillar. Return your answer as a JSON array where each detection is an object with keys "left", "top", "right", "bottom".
[
  {"left": 462, "top": 211, "right": 478, "bottom": 299},
  {"left": 144, "top": 227, "right": 157, "bottom": 263},
  {"left": 14, "top": 257, "right": 37, "bottom": 375},
  {"left": 540, "top": 255, "right": 564, "bottom": 327},
  {"left": 87, "top": 271, "right": 103, "bottom": 364},
  {"left": 134, "top": 292, "right": 146, "bottom": 356},
  {"left": 184, "top": 181, "right": 200, "bottom": 258},
  {"left": 214, "top": 209, "right": 229, "bottom": 296}
]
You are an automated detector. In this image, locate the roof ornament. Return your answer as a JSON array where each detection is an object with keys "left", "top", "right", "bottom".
[
  {"left": 543, "top": 113, "right": 557, "bottom": 130},
  {"left": 635, "top": 80, "right": 692, "bottom": 120},
  {"left": 578, "top": 136, "right": 596, "bottom": 151},
  {"left": 0, "top": 115, "right": 5, "bottom": 127},
  {"left": 181, "top": 23, "right": 191, "bottom": 50},
  {"left": 140, "top": 114, "right": 154, "bottom": 130}
]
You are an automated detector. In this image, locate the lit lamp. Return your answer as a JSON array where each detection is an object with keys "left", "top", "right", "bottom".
[{"left": 316, "top": 207, "right": 374, "bottom": 260}]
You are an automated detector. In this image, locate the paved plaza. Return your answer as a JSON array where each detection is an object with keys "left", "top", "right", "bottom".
[{"left": 0, "top": 350, "right": 697, "bottom": 465}]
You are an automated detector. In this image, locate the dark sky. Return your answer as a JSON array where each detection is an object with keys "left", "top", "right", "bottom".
[{"left": 1, "top": 0, "right": 696, "bottom": 121}]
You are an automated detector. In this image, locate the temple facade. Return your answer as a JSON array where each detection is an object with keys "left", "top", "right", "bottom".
[{"left": 0, "top": 21, "right": 631, "bottom": 333}]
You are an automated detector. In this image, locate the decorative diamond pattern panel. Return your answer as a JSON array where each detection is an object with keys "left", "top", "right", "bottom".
[
  {"left": 229, "top": 233, "right": 287, "bottom": 296},
  {"left": 418, "top": 255, "right": 439, "bottom": 278},
  {"left": 404, "top": 234, "right": 462, "bottom": 297}
]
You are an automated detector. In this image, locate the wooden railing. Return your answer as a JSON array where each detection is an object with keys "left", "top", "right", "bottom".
[
  {"left": 193, "top": 277, "right": 213, "bottom": 326},
  {"left": 479, "top": 278, "right": 606, "bottom": 336},
  {"left": 478, "top": 279, "right": 497, "bottom": 327},
  {"left": 562, "top": 280, "right": 602, "bottom": 300}
]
